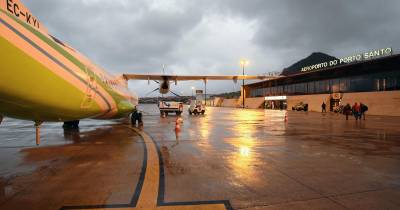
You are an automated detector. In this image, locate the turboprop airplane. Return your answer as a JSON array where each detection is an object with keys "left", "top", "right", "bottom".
[{"left": 0, "top": 0, "right": 276, "bottom": 145}]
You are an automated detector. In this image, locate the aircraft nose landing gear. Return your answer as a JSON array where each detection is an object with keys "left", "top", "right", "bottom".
[
  {"left": 35, "top": 121, "right": 43, "bottom": 146},
  {"left": 63, "top": 121, "right": 80, "bottom": 129},
  {"left": 131, "top": 111, "right": 143, "bottom": 127}
]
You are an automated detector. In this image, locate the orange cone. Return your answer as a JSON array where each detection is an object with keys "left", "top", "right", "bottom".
[{"left": 175, "top": 117, "right": 181, "bottom": 132}]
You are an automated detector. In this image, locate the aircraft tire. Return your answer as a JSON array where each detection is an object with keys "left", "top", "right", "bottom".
[{"left": 63, "top": 120, "right": 80, "bottom": 129}]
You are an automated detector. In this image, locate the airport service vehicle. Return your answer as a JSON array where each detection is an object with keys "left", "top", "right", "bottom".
[
  {"left": 188, "top": 100, "right": 206, "bottom": 115},
  {"left": 0, "top": 0, "right": 273, "bottom": 145},
  {"left": 292, "top": 102, "right": 309, "bottom": 111},
  {"left": 158, "top": 101, "right": 184, "bottom": 116}
]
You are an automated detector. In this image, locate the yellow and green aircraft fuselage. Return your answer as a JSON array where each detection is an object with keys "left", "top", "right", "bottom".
[{"left": 0, "top": 0, "right": 138, "bottom": 123}]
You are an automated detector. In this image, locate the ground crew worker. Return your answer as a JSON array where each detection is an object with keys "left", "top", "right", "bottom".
[
  {"left": 352, "top": 103, "right": 361, "bottom": 120},
  {"left": 131, "top": 107, "right": 143, "bottom": 126},
  {"left": 360, "top": 103, "right": 368, "bottom": 120},
  {"left": 321, "top": 102, "right": 327, "bottom": 113},
  {"left": 343, "top": 103, "right": 352, "bottom": 120}
]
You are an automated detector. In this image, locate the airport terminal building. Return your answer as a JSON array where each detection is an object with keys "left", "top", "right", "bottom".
[{"left": 243, "top": 52, "right": 400, "bottom": 116}]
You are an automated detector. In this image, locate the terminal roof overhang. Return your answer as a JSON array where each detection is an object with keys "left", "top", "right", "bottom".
[{"left": 246, "top": 54, "right": 400, "bottom": 88}]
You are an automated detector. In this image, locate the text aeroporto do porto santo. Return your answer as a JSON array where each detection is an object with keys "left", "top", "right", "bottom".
[{"left": 301, "top": 48, "right": 393, "bottom": 73}]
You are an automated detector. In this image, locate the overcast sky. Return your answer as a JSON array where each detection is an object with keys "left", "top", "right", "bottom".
[{"left": 24, "top": 0, "right": 400, "bottom": 97}]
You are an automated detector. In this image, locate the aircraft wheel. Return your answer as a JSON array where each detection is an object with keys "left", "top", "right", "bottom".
[
  {"left": 63, "top": 120, "right": 80, "bottom": 129},
  {"left": 201, "top": 110, "right": 205, "bottom": 115}
]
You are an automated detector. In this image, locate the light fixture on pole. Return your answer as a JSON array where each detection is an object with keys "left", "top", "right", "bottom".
[
  {"left": 240, "top": 59, "right": 249, "bottom": 109},
  {"left": 191, "top": 86, "right": 195, "bottom": 99}
]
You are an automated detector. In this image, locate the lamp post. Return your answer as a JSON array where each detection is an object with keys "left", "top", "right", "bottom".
[{"left": 240, "top": 59, "right": 249, "bottom": 108}]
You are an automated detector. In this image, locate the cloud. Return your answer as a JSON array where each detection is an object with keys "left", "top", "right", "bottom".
[{"left": 22, "top": 0, "right": 400, "bottom": 96}]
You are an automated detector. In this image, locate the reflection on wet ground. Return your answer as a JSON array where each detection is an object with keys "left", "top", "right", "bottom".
[
  {"left": 142, "top": 105, "right": 400, "bottom": 210},
  {"left": 0, "top": 119, "right": 143, "bottom": 210},
  {"left": 0, "top": 105, "right": 399, "bottom": 209}
]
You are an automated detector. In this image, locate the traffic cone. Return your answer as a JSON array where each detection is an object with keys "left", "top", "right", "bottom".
[
  {"left": 284, "top": 113, "right": 288, "bottom": 122},
  {"left": 175, "top": 117, "right": 181, "bottom": 132}
]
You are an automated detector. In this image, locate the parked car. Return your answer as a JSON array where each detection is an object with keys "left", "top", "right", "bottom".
[
  {"left": 292, "top": 102, "right": 308, "bottom": 111},
  {"left": 188, "top": 100, "right": 206, "bottom": 115},
  {"left": 333, "top": 105, "right": 344, "bottom": 114}
]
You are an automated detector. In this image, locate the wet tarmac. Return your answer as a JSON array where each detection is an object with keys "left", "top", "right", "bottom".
[{"left": 0, "top": 105, "right": 399, "bottom": 210}]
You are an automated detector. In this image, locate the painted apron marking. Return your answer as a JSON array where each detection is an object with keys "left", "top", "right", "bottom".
[{"left": 60, "top": 126, "right": 232, "bottom": 210}]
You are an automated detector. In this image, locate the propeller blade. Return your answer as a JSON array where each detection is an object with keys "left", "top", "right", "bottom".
[
  {"left": 145, "top": 88, "right": 160, "bottom": 96},
  {"left": 153, "top": 80, "right": 160, "bottom": 84},
  {"left": 169, "top": 90, "right": 181, "bottom": 97}
]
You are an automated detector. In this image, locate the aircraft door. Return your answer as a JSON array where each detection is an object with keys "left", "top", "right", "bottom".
[{"left": 81, "top": 66, "right": 98, "bottom": 109}]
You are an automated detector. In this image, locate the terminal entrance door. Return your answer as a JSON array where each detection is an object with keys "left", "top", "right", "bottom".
[
  {"left": 265, "top": 100, "right": 287, "bottom": 110},
  {"left": 330, "top": 99, "right": 340, "bottom": 112},
  {"left": 330, "top": 93, "right": 342, "bottom": 112}
]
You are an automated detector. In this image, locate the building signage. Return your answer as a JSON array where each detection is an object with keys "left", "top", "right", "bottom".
[
  {"left": 265, "top": 96, "right": 287, "bottom": 101},
  {"left": 301, "top": 48, "right": 393, "bottom": 73}
]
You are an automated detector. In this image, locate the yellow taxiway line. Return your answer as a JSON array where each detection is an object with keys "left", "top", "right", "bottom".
[{"left": 69, "top": 126, "right": 228, "bottom": 210}]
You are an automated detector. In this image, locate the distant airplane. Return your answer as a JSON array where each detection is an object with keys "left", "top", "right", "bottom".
[
  {"left": 124, "top": 73, "right": 270, "bottom": 95},
  {"left": 0, "top": 0, "right": 275, "bottom": 145}
]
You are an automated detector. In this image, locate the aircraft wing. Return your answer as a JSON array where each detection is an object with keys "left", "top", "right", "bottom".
[{"left": 123, "top": 74, "right": 277, "bottom": 81}]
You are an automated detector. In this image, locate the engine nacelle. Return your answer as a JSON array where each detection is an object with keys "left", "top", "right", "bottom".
[{"left": 159, "top": 80, "right": 170, "bottom": 94}]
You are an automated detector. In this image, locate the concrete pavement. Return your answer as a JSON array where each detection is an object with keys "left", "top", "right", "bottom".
[{"left": 0, "top": 105, "right": 399, "bottom": 209}]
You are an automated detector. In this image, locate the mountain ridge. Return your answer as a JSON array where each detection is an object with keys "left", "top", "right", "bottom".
[{"left": 281, "top": 52, "right": 338, "bottom": 76}]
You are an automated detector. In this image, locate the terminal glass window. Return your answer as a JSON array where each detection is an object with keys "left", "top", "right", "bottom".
[
  {"left": 247, "top": 69, "right": 400, "bottom": 98},
  {"left": 340, "top": 79, "right": 350, "bottom": 92},
  {"left": 350, "top": 76, "right": 375, "bottom": 92},
  {"left": 277, "top": 86, "right": 283, "bottom": 95},
  {"left": 331, "top": 79, "right": 340, "bottom": 93},
  {"left": 386, "top": 77, "right": 397, "bottom": 90},
  {"left": 268, "top": 87, "right": 272, "bottom": 95},
  {"left": 308, "top": 82, "right": 315, "bottom": 94},
  {"left": 288, "top": 84, "right": 295, "bottom": 95},
  {"left": 294, "top": 83, "right": 305, "bottom": 94},
  {"left": 284, "top": 85, "right": 289, "bottom": 94},
  {"left": 315, "top": 80, "right": 329, "bottom": 93}
]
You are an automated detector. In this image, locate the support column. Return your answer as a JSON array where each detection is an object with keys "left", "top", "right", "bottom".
[
  {"left": 0, "top": 115, "right": 3, "bottom": 125},
  {"left": 204, "top": 79, "right": 207, "bottom": 106},
  {"left": 35, "top": 121, "right": 43, "bottom": 146}
]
